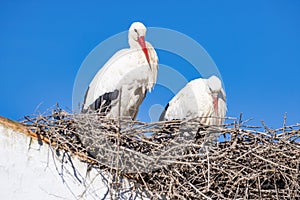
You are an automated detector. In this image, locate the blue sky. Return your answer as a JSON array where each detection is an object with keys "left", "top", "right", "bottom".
[{"left": 0, "top": 1, "right": 299, "bottom": 128}]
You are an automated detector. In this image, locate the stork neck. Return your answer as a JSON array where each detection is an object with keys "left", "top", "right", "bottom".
[{"left": 128, "top": 37, "right": 141, "bottom": 49}]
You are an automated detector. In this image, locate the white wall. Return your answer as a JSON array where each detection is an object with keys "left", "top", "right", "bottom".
[{"left": 0, "top": 119, "right": 141, "bottom": 200}]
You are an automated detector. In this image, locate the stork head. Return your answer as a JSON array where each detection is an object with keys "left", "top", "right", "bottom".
[
  {"left": 207, "top": 75, "right": 226, "bottom": 120},
  {"left": 128, "top": 22, "right": 151, "bottom": 66},
  {"left": 207, "top": 75, "right": 222, "bottom": 93}
]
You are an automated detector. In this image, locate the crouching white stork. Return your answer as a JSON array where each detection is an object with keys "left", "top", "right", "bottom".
[
  {"left": 159, "top": 75, "right": 227, "bottom": 125},
  {"left": 159, "top": 75, "right": 227, "bottom": 154},
  {"left": 82, "top": 22, "right": 158, "bottom": 119}
]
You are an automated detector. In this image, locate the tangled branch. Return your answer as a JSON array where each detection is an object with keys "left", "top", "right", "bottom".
[{"left": 22, "top": 105, "right": 300, "bottom": 199}]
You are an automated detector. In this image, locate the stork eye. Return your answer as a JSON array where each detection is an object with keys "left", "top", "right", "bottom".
[{"left": 134, "top": 28, "right": 138, "bottom": 33}]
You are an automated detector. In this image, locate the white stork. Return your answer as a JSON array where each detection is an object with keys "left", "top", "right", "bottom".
[
  {"left": 159, "top": 75, "right": 227, "bottom": 125},
  {"left": 82, "top": 22, "right": 158, "bottom": 119}
]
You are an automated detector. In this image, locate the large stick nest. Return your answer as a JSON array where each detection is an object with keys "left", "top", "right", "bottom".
[{"left": 22, "top": 105, "right": 300, "bottom": 199}]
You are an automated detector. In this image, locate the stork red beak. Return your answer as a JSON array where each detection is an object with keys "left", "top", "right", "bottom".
[
  {"left": 137, "top": 36, "right": 151, "bottom": 68},
  {"left": 213, "top": 96, "right": 219, "bottom": 119}
]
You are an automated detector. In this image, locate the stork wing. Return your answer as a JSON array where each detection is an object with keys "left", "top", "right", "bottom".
[
  {"left": 160, "top": 78, "right": 212, "bottom": 121},
  {"left": 82, "top": 88, "right": 119, "bottom": 114}
]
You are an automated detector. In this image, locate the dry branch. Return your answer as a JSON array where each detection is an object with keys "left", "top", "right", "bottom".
[{"left": 22, "top": 105, "right": 300, "bottom": 199}]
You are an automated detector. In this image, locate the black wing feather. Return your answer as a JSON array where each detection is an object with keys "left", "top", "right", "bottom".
[
  {"left": 159, "top": 103, "right": 169, "bottom": 121},
  {"left": 82, "top": 88, "right": 119, "bottom": 114}
]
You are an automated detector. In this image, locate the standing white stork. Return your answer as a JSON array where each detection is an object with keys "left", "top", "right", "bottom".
[
  {"left": 82, "top": 22, "right": 158, "bottom": 119},
  {"left": 159, "top": 75, "right": 227, "bottom": 125}
]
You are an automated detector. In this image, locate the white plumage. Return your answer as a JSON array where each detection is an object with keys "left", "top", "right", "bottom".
[
  {"left": 160, "top": 75, "right": 227, "bottom": 125},
  {"left": 82, "top": 22, "right": 158, "bottom": 119}
]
